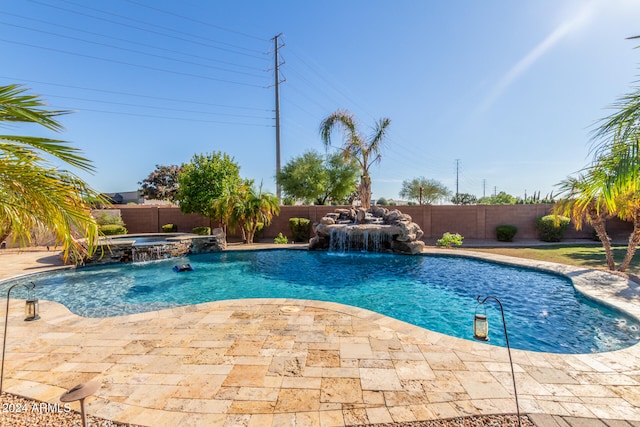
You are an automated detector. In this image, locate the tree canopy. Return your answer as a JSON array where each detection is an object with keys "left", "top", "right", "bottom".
[
  {"left": 139, "top": 164, "right": 181, "bottom": 203},
  {"left": 399, "top": 177, "right": 450, "bottom": 204},
  {"left": 478, "top": 191, "right": 517, "bottom": 205},
  {"left": 451, "top": 193, "right": 477, "bottom": 205},
  {"left": 175, "top": 151, "right": 241, "bottom": 218},
  {"left": 276, "top": 150, "right": 359, "bottom": 205}
]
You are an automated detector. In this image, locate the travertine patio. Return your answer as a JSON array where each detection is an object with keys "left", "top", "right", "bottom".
[{"left": 1, "top": 248, "right": 640, "bottom": 426}]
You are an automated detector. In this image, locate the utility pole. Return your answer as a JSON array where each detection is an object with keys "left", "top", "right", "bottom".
[
  {"left": 273, "top": 33, "right": 283, "bottom": 204},
  {"left": 455, "top": 159, "right": 460, "bottom": 197},
  {"left": 482, "top": 179, "right": 486, "bottom": 198}
]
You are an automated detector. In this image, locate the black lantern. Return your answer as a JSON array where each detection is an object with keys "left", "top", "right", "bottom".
[{"left": 25, "top": 285, "right": 40, "bottom": 321}]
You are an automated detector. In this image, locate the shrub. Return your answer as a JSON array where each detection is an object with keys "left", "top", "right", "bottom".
[
  {"left": 496, "top": 225, "right": 518, "bottom": 242},
  {"left": 100, "top": 224, "right": 127, "bottom": 235},
  {"left": 289, "top": 218, "right": 311, "bottom": 242},
  {"left": 192, "top": 226, "right": 210, "bottom": 235},
  {"left": 94, "top": 211, "right": 124, "bottom": 226},
  {"left": 436, "top": 232, "right": 463, "bottom": 248},
  {"left": 535, "top": 215, "right": 570, "bottom": 242},
  {"left": 162, "top": 224, "right": 178, "bottom": 232},
  {"left": 274, "top": 232, "right": 288, "bottom": 244}
]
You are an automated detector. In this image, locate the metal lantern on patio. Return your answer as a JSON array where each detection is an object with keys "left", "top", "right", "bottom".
[
  {"left": 25, "top": 284, "right": 40, "bottom": 321},
  {"left": 473, "top": 305, "right": 489, "bottom": 341}
]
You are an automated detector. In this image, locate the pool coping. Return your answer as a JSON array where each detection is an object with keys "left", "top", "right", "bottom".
[{"left": 1, "top": 247, "right": 639, "bottom": 425}]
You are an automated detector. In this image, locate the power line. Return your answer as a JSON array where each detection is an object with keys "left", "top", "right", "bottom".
[
  {"left": 42, "top": 94, "right": 273, "bottom": 120},
  {"left": 0, "top": 77, "right": 271, "bottom": 111},
  {"left": 123, "top": 0, "right": 267, "bottom": 42},
  {"left": 0, "top": 20, "right": 270, "bottom": 79},
  {"left": 0, "top": 11, "right": 267, "bottom": 72},
  {"left": 49, "top": 105, "right": 273, "bottom": 127},
  {"left": 0, "top": 39, "right": 268, "bottom": 88},
  {"left": 26, "top": 0, "right": 269, "bottom": 59}
]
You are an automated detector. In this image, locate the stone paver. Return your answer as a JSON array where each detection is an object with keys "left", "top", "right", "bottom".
[{"left": 0, "top": 247, "right": 640, "bottom": 426}]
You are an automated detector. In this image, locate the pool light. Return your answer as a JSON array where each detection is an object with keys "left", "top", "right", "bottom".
[
  {"left": 1, "top": 282, "right": 40, "bottom": 393},
  {"left": 473, "top": 295, "right": 521, "bottom": 427}
]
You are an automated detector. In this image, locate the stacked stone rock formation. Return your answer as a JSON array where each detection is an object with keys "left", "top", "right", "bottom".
[{"left": 309, "top": 207, "right": 425, "bottom": 254}]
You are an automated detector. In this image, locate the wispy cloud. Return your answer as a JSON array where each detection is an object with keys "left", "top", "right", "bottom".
[{"left": 477, "top": 3, "right": 595, "bottom": 113}]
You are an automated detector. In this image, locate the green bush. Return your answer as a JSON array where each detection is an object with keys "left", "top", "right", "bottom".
[
  {"left": 100, "top": 224, "right": 127, "bottom": 235},
  {"left": 535, "top": 215, "right": 570, "bottom": 242},
  {"left": 192, "top": 226, "right": 210, "bottom": 235},
  {"left": 289, "top": 218, "right": 311, "bottom": 242},
  {"left": 496, "top": 225, "right": 518, "bottom": 242},
  {"left": 436, "top": 232, "right": 463, "bottom": 248},
  {"left": 94, "top": 211, "right": 124, "bottom": 226},
  {"left": 162, "top": 224, "right": 178, "bottom": 232},
  {"left": 274, "top": 232, "right": 288, "bottom": 244}
]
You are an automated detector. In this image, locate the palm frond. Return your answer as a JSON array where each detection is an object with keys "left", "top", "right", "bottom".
[{"left": 0, "top": 84, "right": 71, "bottom": 131}]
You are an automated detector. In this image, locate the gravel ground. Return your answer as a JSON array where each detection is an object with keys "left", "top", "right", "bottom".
[
  {"left": 0, "top": 392, "right": 144, "bottom": 427},
  {"left": 0, "top": 392, "right": 534, "bottom": 426},
  {"left": 353, "top": 414, "right": 534, "bottom": 427}
]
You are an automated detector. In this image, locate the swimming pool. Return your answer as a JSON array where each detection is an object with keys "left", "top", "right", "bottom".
[{"left": 6, "top": 250, "right": 639, "bottom": 354}]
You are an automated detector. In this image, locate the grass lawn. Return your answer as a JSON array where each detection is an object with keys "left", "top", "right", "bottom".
[{"left": 466, "top": 245, "right": 640, "bottom": 276}]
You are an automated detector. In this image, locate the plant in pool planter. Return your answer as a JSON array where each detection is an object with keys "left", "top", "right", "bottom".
[
  {"left": 273, "top": 232, "right": 288, "bottom": 244},
  {"left": 535, "top": 215, "right": 570, "bottom": 242},
  {"left": 192, "top": 226, "right": 210, "bottom": 235},
  {"left": 496, "top": 225, "right": 518, "bottom": 242},
  {"left": 436, "top": 232, "right": 463, "bottom": 248},
  {"left": 162, "top": 223, "right": 178, "bottom": 232},
  {"left": 100, "top": 224, "right": 127, "bottom": 236}
]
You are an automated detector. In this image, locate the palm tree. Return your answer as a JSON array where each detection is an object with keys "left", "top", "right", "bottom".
[
  {"left": 0, "top": 84, "right": 103, "bottom": 263},
  {"left": 554, "top": 171, "right": 616, "bottom": 270},
  {"left": 589, "top": 80, "right": 640, "bottom": 272},
  {"left": 231, "top": 183, "right": 279, "bottom": 244},
  {"left": 598, "top": 141, "right": 640, "bottom": 272},
  {"left": 211, "top": 181, "right": 246, "bottom": 235},
  {"left": 319, "top": 109, "right": 391, "bottom": 209}
]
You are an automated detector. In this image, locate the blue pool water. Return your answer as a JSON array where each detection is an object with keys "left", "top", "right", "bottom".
[{"left": 6, "top": 250, "right": 640, "bottom": 354}]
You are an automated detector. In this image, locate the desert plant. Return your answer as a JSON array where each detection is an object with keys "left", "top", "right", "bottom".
[
  {"left": 100, "top": 224, "right": 127, "bottom": 235},
  {"left": 289, "top": 218, "right": 311, "bottom": 242},
  {"left": 436, "top": 232, "right": 463, "bottom": 248},
  {"left": 535, "top": 215, "right": 570, "bottom": 242},
  {"left": 274, "top": 232, "right": 288, "bottom": 244},
  {"left": 162, "top": 224, "right": 178, "bottom": 232},
  {"left": 496, "top": 225, "right": 518, "bottom": 242},
  {"left": 192, "top": 226, "right": 210, "bottom": 235}
]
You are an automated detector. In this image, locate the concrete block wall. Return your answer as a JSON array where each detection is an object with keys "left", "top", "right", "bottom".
[{"left": 113, "top": 204, "right": 633, "bottom": 242}]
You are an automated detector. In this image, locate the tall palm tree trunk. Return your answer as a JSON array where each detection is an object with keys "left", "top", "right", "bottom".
[
  {"left": 359, "top": 175, "right": 372, "bottom": 210},
  {"left": 588, "top": 210, "right": 615, "bottom": 270},
  {"left": 618, "top": 208, "right": 640, "bottom": 272}
]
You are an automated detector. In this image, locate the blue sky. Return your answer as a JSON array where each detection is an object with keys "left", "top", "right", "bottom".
[{"left": 2, "top": 1, "right": 640, "bottom": 202}]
